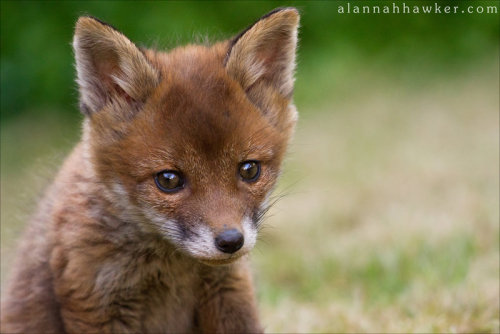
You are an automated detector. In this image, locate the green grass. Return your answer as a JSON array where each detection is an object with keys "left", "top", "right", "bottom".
[
  {"left": 256, "top": 232, "right": 476, "bottom": 304},
  {"left": 1, "top": 58, "right": 499, "bottom": 332}
]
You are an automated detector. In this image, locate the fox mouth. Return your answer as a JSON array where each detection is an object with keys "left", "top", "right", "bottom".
[{"left": 198, "top": 254, "right": 246, "bottom": 266}]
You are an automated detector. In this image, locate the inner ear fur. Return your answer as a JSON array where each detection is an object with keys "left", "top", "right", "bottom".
[
  {"left": 73, "top": 16, "right": 159, "bottom": 115},
  {"left": 225, "top": 8, "right": 300, "bottom": 104}
]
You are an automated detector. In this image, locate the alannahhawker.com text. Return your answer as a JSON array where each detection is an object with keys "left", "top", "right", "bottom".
[{"left": 338, "top": 2, "right": 498, "bottom": 14}]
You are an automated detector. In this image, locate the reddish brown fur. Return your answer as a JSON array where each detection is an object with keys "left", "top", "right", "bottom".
[{"left": 1, "top": 8, "right": 299, "bottom": 333}]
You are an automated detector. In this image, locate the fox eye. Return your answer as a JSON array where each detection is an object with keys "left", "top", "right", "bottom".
[
  {"left": 155, "top": 171, "right": 184, "bottom": 193},
  {"left": 239, "top": 161, "right": 261, "bottom": 182}
]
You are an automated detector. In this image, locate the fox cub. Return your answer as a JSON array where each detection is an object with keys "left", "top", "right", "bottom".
[{"left": 1, "top": 7, "right": 299, "bottom": 334}]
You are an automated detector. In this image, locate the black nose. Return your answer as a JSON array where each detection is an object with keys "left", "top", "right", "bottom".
[{"left": 215, "top": 229, "right": 244, "bottom": 254}]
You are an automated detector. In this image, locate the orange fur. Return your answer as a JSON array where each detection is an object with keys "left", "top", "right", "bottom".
[{"left": 1, "top": 8, "right": 299, "bottom": 333}]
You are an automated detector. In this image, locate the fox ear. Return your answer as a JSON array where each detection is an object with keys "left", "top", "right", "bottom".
[
  {"left": 225, "top": 8, "right": 299, "bottom": 109},
  {"left": 73, "top": 17, "right": 159, "bottom": 115}
]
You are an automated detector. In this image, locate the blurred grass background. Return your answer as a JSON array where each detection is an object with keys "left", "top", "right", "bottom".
[{"left": 1, "top": 1, "right": 499, "bottom": 332}]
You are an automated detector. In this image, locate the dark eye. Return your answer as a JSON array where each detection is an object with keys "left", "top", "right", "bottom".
[
  {"left": 155, "top": 170, "right": 184, "bottom": 193},
  {"left": 239, "top": 161, "right": 261, "bottom": 182}
]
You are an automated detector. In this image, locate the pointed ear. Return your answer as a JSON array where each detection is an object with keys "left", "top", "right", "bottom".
[
  {"left": 73, "top": 17, "right": 159, "bottom": 115},
  {"left": 225, "top": 8, "right": 299, "bottom": 104}
]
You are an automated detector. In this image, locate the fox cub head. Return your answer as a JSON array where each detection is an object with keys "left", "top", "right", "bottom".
[{"left": 73, "top": 8, "right": 299, "bottom": 265}]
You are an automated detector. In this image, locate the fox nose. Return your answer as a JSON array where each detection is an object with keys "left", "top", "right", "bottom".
[{"left": 215, "top": 229, "right": 244, "bottom": 254}]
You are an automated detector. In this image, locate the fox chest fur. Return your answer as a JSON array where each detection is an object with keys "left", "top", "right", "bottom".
[{"left": 1, "top": 7, "right": 299, "bottom": 334}]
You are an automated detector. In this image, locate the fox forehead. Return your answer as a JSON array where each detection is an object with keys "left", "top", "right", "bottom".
[{"left": 127, "top": 45, "right": 286, "bottom": 169}]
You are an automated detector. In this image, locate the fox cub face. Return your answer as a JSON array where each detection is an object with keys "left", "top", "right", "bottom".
[{"left": 73, "top": 8, "right": 299, "bottom": 265}]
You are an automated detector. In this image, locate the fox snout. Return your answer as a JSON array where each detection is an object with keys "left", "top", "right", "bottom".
[{"left": 180, "top": 215, "right": 258, "bottom": 264}]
